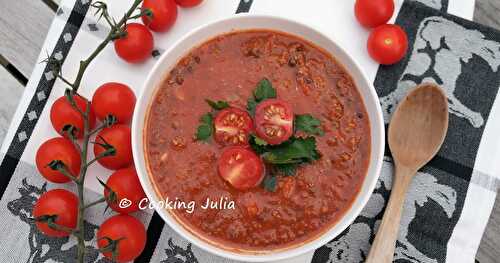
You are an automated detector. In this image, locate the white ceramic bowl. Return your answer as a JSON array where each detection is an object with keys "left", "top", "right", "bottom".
[{"left": 132, "top": 14, "right": 384, "bottom": 262}]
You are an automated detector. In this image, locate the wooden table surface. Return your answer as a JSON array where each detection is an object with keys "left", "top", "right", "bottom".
[{"left": 0, "top": 0, "right": 498, "bottom": 262}]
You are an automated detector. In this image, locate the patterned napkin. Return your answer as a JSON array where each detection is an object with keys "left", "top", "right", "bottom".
[{"left": 1, "top": 0, "right": 498, "bottom": 263}]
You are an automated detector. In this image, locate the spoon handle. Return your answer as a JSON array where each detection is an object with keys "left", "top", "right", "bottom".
[{"left": 365, "top": 165, "right": 414, "bottom": 263}]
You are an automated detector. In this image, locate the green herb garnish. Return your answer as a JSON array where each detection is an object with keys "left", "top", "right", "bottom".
[
  {"left": 195, "top": 113, "right": 213, "bottom": 141},
  {"left": 253, "top": 136, "right": 268, "bottom": 146},
  {"left": 260, "top": 136, "right": 320, "bottom": 164},
  {"left": 247, "top": 98, "right": 258, "bottom": 115},
  {"left": 254, "top": 78, "right": 277, "bottom": 101},
  {"left": 249, "top": 134, "right": 268, "bottom": 154},
  {"left": 262, "top": 175, "right": 278, "bottom": 192},
  {"left": 247, "top": 78, "right": 277, "bottom": 114},
  {"left": 250, "top": 134, "right": 320, "bottom": 176},
  {"left": 196, "top": 78, "right": 324, "bottom": 192},
  {"left": 295, "top": 114, "right": 324, "bottom": 136},
  {"left": 273, "top": 163, "right": 298, "bottom": 176},
  {"left": 205, "top": 99, "right": 230, "bottom": 110},
  {"left": 195, "top": 99, "right": 230, "bottom": 141}
]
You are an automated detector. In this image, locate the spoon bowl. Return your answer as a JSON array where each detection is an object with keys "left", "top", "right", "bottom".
[{"left": 388, "top": 83, "right": 449, "bottom": 170}]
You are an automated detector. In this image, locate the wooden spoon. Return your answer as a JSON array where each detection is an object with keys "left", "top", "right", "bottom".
[{"left": 365, "top": 83, "right": 449, "bottom": 263}]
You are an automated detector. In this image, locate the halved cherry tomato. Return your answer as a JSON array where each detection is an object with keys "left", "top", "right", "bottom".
[
  {"left": 114, "top": 23, "right": 154, "bottom": 63},
  {"left": 214, "top": 107, "right": 253, "bottom": 146},
  {"left": 254, "top": 99, "right": 294, "bottom": 145},
  {"left": 94, "top": 124, "right": 133, "bottom": 170},
  {"left": 367, "top": 24, "right": 408, "bottom": 65},
  {"left": 217, "top": 146, "right": 264, "bottom": 190},
  {"left": 97, "top": 214, "right": 146, "bottom": 263},
  {"left": 33, "top": 189, "right": 78, "bottom": 237},
  {"left": 104, "top": 167, "right": 146, "bottom": 214},
  {"left": 92, "top": 82, "right": 136, "bottom": 124},
  {"left": 142, "top": 0, "right": 178, "bottom": 32},
  {"left": 36, "top": 137, "right": 81, "bottom": 183},
  {"left": 50, "top": 94, "right": 96, "bottom": 139},
  {"left": 355, "top": 0, "right": 394, "bottom": 28},
  {"left": 175, "top": 0, "right": 203, "bottom": 8}
]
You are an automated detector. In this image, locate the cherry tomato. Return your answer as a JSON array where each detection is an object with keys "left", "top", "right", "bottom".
[
  {"left": 214, "top": 107, "right": 253, "bottom": 146},
  {"left": 367, "top": 24, "right": 408, "bottom": 65},
  {"left": 217, "top": 146, "right": 264, "bottom": 190},
  {"left": 36, "top": 137, "right": 81, "bottom": 183},
  {"left": 97, "top": 214, "right": 146, "bottom": 263},
  {"left": 104, "top": 167, "right": 146, "bottom": 214},
  {"left": 92, "top": 82, "right": 136, "bottom": 124},
  {"left": 33, "top": 189, "right": 78, "bottom": 237},
  {"left": 50, "top": 94, "right": 96, "bottom": 139},
  {"left": 114, "top": 23, "right": 154, "bottom": 63},
  {"left": 94, "top": 124, "right": 133, "bottom": 170},
  {"left": 175, "top": 0, "right": 203, "bottom": 8},
  {"left": 355, "top": 0, "right": 394, "bottom": 28},
  {"left": 142, "top": 0, "right": 178, "bottom": 32},
  {"left": 254, "top": 99, "right": 294, "bottom": 145}
]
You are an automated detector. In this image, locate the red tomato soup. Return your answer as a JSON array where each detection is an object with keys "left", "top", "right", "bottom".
[{"left": 145, "top": 30, "right": 371, "bottom": 252}]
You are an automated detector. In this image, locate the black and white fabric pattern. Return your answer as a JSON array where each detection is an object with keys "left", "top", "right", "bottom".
[{"left": 0, "top": 0, "right": 497, "bottom": 262}]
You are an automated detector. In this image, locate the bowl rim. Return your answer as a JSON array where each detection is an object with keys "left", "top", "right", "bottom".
[{"left": 132, "top": 13, "right": 385, "bottom": 262}]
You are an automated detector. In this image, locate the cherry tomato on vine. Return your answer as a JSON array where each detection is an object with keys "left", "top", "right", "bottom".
[
  {"left": 175, "top": 0, "right": 203, "bottom": 8},
  {"left": 214, "top": 107, "right": 253, "bottom": 146},
  {"left": 94, "top": 124, "right": 133, "bottom": 170},
  {"left": 217, "top": 146, "right": 264, "bottom": 190},
  {"left": 354, "top": 0, "right": 394, "bottom": 28},
  {"left": 36, "top": 137, "right": 81, "bottom": 183},
  {"left": 91, "top": 82, "right": 136, "bottom": 124},
  {"left": 367, "top": 24, "right": 408, "bottom": 65},
  {"left": 104, "top": 167, "right": 146, "bottom": 214},
  {"left": 50, "top": 94, "right": 96, "bottom": 139},
  {"left": 254, "top": 99, "right": 294, "bottom": 145},
  {"left": 114, "top": 23, "right": 154, "bottom": 64},
  {"left": 33, "top": 189, "right": 78, "bottom": 237},
  {"left": 97, "top": 214, "right": 146, "bottom": 262},
  {"left": 142, "top": 0, "right": 178, "bottom": 32}
]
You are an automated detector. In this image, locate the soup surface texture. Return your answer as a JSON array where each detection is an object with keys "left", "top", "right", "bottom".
[{"left": 146, "top": 30, "right": 370, "bottom": 251}]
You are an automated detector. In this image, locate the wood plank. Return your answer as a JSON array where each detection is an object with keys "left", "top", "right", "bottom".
[
  {"left": 0, "top": 67, "right": 24, "bottom": 146},
  {"left": 474, "top": 0, "right": 500, "bottom": 31},
  {"left": 474, "top": 2, "right": 500, "bottom": 263},
  {"left": 0, "top": 0, "right": 54, "bottom": 77},
  {"left": 476, "top": 193, "right": 500, "bottom": 263}
]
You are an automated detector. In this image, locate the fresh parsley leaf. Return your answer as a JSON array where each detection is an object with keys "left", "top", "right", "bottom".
[
  {"left": 273, "top": 163, "right": 298, "bottom": 176},
  {"left": 249, "top": 134, "right": 268, "bottom": 154},
  {"left": 253, "top": 136, "right": 268, "bottom": 146},
  {"left": 205, "top": 99, "right": 230, "bottom": 110},
  {"left": 195, "top": 113, "right": 213, "bottom": 141},
  {"left": 262, "top": 175, "right": 278, "bottom": 192},
  {"left": 200, "top": 113, "right": 212, "bottom": 124},
  {"left": 247, "top": 78, "right": 277, "bottom": 115},
  {"left": 295, "top": 114, "right": 324, "bottom": 136},
  {"left": 195, "top": 125, "right": 212, "bottom": 141},
  {"left": 253, "top": 78, "right": 277, "bottom": 101},
  {"left": 247, "top": 97, "right": 258, "bottom": 115},
  {"left": 261, "top": 137, "right": 320, "bottom": 164}
]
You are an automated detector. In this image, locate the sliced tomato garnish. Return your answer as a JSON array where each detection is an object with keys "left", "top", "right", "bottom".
[
  {"left": 214, "top": 108, "right": 253, "bottom": 146},
  {"left": 217, "top": 146, "right": 264, "bottom": 190},
  {"left": 254, "top": 99, "right": 294, "bottom": 145}
]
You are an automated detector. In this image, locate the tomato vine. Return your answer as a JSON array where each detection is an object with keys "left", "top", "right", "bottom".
[{"left": 39, "top": 1, "right": 149, "bottom": 262}]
